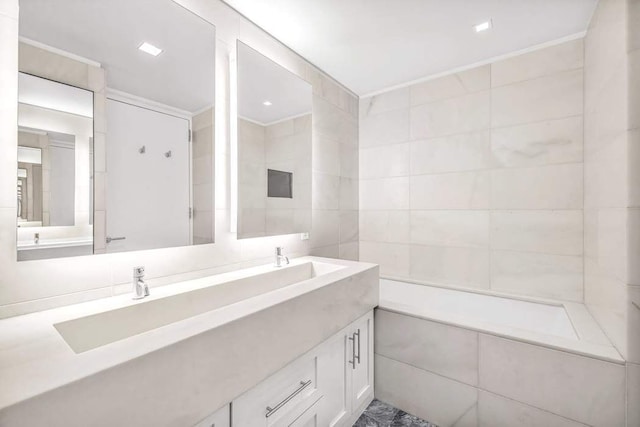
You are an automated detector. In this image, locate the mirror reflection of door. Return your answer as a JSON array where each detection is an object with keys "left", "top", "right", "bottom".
[{"left": 105, "top": 100, "right": 191, "bottom": 253}]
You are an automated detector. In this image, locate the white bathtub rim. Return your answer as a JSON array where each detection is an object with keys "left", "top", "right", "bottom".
[{"left": 378, "top": 278, "right": 624, "bottom": 364}]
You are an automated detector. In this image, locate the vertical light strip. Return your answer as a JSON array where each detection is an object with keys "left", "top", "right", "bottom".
[{"left": 229, "top": 47, "right": 238, "bottom": 233}]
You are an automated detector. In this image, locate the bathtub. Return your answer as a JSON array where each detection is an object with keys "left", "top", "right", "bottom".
[
  {"left": 378, "top": 278, "right": 621, "bottom": 362},
  {"left": 374, "top": 278, "right": 627, "bottom": 426}
]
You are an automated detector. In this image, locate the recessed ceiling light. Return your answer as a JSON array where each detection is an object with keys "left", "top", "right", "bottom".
[
  {"left": 474, "top": 20, "right": 492, "bottom": 33},
  {"left": 138, "top": 42, "right": 163, "bottom": 56},
  {"left": 263, "top": 101, "right": 273, "bottom": 106}
]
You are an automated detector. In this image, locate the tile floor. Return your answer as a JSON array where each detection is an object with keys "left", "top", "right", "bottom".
[{"left": 353, "top": 399, "right": 437, "bottom": 427}]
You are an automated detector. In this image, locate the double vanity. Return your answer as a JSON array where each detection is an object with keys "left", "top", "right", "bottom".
[{"left": 0, "top": 257, "right": 378, "bottom": 426}]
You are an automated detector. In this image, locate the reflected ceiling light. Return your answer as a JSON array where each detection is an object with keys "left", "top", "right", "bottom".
[
  {"left": 138, "top": 42, "right": 163, "bottom": 56},
  {"left": 263, "top": 101, "right": 273, "bottom": 106},
  {"left": 474, "top": 20, "right": 492, "bottom": 33}
]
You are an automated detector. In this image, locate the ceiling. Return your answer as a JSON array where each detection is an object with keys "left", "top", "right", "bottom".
[
  {"left": 238, "top": 42, "right": 312, "bottom": 125},
  {"left": 223, "top": 0, "right": 598, "bottom": 95},
  {"left": 19, "top": 0, "right": 216, "bottom": 114}
]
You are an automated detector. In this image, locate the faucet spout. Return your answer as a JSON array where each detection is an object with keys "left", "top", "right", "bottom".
[
  {"left": 274, "top": 247, "right": 290, "bottom": 268},
  {"left": 132, "top": 267, "right": 149, "bottom": 300}
]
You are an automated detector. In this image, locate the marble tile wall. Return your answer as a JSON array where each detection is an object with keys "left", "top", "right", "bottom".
[
  {"left": 192, "top": 107, "right": 215, "bottom": 245},
  {"left": 359, "top": 39, "right": 585, "bottom": 302},
  {"left": 0, "top": 0, "right": 359, "bottom": 317},
  {"left": 584, "top": 0, "right": 640, "bottom": 381},
  {"left": 375, "top": 309, "right": 626, "bottom": 427}
]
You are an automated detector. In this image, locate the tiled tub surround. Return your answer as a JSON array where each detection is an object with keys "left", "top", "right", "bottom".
[
  {"left": 375, "top": 281, "right": 626, "bottom": 427},
  {"left": 0, "top": 257, "right": 378, "bottom": 425},
  {"left": 0, "top": 0, "right": 359, "bottom": 318},
  {"left": 359, "top": 38, "right": 585, "bottom": 303}
]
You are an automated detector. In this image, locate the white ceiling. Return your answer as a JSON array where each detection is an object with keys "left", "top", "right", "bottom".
[
  {"left": 223, "top": 0, "right": 598, "bottom": 95},
  {"left": 19, "top": 0, "right": 216, "bottom": 113},
  {"left": 238, "top": 42, "right": 312, "bottom": 125}
]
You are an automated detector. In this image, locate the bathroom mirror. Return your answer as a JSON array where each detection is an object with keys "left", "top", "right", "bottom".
[
  {"left": 17, "top": 0, "right": 216, "bottom": 260},
  {"left": 236, "top": 42, "right": 312, "bottom": 239}
]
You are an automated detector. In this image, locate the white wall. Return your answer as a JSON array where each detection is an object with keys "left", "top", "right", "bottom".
[
  {"left": 0, "top": 0, "right": 358, "bottom": 317},
  {"left": 359, "top": 38, "right": 585, "bottom": 303}
]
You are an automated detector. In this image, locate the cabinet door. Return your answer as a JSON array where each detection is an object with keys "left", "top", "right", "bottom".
[
  {"left": 349, "top": 311, "right": 374, "bottom": 412},
  {"left": 316, "top": 332, "right": 350, "bottom": 427},
  {"left": 192, "top": 404, "right": 230, "bottom": 427}
]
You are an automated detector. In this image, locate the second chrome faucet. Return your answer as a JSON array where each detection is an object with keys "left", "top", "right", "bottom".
[
  {"left": 132, "top": 266, "right": 149, "bottom": 300},
  {"left": 274, "top": 247, "right": 290, "bottom": 268}
]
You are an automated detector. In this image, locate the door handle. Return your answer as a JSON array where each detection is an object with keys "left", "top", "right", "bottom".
[{"left": 106, "top": 236, "right": 126, "bottom": 244}]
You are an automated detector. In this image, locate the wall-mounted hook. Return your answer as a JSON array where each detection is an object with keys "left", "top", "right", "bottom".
[
  {"left": 164, "top": 150, "right": 172, "bottom": 158},
  {"left": 139, "top": 145, "right": 146, "bottom": 154}
]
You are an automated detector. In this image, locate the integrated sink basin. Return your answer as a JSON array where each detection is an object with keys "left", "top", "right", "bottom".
[{"left": 54, "top": 261, "right": 344, "bottom": 353}]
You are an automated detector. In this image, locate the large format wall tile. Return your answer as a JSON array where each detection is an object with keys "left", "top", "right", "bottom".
[
  {"left": 410, "top": 210, "right": 489, "bottom": 248},
  {"left": 491, "top": 70, "right": 583, "bottom": 128},
  {"left": 375, "top": 354, "right": 479, "bottom": 427},
  {"left": 359, "top": 210, "right": 410, "bottom": 244},
  {"left": 410, "top": 91, "right": 490, "bottom": 139},
  {"left": 491, "top": 211, "right": 583, "bottom": 256},
  {"left": 359, "top": 39, "right": 588, "bottom": 314},
  {"left": 491, "top": 117, "right": 583, "bottom": 168},
  {"left": 359, "top": 241, "right": 410, "bottom": 277},
  {"left": 360, "top": 143, "right": 410, "bottom": 179},
  {"left": 477, "top": 391, "right": 588, "bottom": 427},
  {"left": 410, "top": 172, "right": 490, "bottom": 210},
  {"left": 360, "top": 177, "right": 410, "bottom": 210},
  {"left": 409, "top": 244, "right": 490, "bottom": 289},
  {"left": 410, "top": 130, "right": 494, "bottom": 174},
  {"left": 628, "top": 363, "right": 640, "bottom": 427},
  {"left": 491, "top": 251, "right": 583, "bottom": 301},
  {"left": 410, "top": 65, "right": 490, "bottom": 106},
  {"left": 490, "top": 164, "right": 583, "bottom": 210},
  {"left": 375, "top": 310, "right": 479, "bottom": 385},
  {"left": 491, "top": 39, "right": 584, "bottom": 87},
  {"left": 360, "top": 108, "right": 410, "bottom": 148},
  {"left": 360, "top": 87, "right": 410, "bottom": 117},
  {"left": 478, "top": 334, "right": 625, "bottom": 427}
]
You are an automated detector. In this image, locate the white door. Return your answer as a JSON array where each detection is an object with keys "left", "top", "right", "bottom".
[
  {"left": 350, "top": 312, "right": 374, "bottom": 412},
  {"left": 106, "top": 99, "right": 190, "bottom": 252}
]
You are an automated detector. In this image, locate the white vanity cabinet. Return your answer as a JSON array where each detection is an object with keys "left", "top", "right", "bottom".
[
  {"left": 346, "top": 312, "right": 374, "bottom": 414},
  {"left": 229, "top": 311, "right": 374, "bottom": 427},
  {"left": 193, "top": 404, "right": 230, "bottom": 427}
]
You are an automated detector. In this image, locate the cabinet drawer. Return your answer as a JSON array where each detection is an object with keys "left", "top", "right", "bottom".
[{"left": 233, "top": 354, "right": 320, "bottom": 427}]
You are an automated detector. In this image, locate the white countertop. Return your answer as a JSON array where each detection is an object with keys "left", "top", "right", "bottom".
[
  {"left": 17, "top": 236, "right": 93, "bottom": 250},
  {"left": 0, "top": 256, "right": 377, "bottom": 414}
]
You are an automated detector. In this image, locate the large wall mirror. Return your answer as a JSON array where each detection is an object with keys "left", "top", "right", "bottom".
[
  {"left": 236, "top": 42, "right": 312, "bottom": 239},
  {"left": 17, "top": 0, "right": 216, "bottom": 261}
]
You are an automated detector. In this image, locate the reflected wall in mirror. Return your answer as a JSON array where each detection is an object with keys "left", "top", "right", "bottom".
[
  {"left": 236, "top": 42, "right": 312, "bottom": 239},
  {"left": 17, "top": 0, "right": 216, "bottom": 261}
]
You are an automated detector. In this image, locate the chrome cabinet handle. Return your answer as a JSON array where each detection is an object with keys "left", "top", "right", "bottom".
[
  {"left": 355, "top": 328, "right": 361, "bottom": 365},
  {"left": 265, "top": 380, "right": 312, "bottom": 418},
  {"left": 348, "top": 333, "right": 356, "bottom": 369},
  {"left": 106, "top": 236, "right": 126, "bottom": 244}
]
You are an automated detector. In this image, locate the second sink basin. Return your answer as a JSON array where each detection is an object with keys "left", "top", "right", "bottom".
[{"left": 54, "top": 261, "right": 344, "bottom": 353}]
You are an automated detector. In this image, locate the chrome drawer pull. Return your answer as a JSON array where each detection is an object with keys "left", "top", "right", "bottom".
[{"left": 265, "top": 380, "right": 312, "bottom": 418}]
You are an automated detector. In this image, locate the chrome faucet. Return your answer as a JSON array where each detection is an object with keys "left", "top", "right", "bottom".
[
  {"left": 132, "top": 266, "right": 149, "bottom": 300},
  {"left": 274, "top": 247, "right": 290, "bottom": 268}
]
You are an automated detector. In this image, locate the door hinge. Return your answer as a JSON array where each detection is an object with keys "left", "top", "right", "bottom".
[
  {"left": 189, "top": 207, "right": 193, "bottom": 219},
  {"left": 188, "top": 129, "right": 192, "bottom": 142}
]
